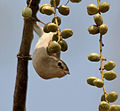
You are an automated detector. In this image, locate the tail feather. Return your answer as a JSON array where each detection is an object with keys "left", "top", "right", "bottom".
[{"left": 33, "top": 23, "right": 44, "bottom": 37}]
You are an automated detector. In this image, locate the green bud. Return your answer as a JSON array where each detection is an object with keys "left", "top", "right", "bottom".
[
  {"left": 39, "top": 4, "right": 50, "bottom": 14},
  {"left": 48, "top": 41, "right": 61, "bottom": 53},
  {"left": 70, "top": 0, "right": 82, "bottom": 3},
  {"left": 50, "top": 0, "right": 60, "bottom": 7},
  {"left": 52, "top": 16, "right": 61, "bottom": 26},
  {"left": 42, "top": 6, "right": 54, "bottom": 15},
  {"left": 106, "top": 91, "right": 118, "bottom": 103},
  {"left": 87, "top": 4, "right": 98, "bottom": 15},
  {"left": 109, "top": 105, "right": 120, "bottom": 111},
  {"left": 58, "top": 5, "right": 70, "bottom": 16},
  {"left": 52, "top": 34, "right": 62, "bottom": 41},
  {"left": 88, "top": 25, "right": 99, "bottom": 35},
  {"left": 99, "top": 2, "right": 110, "bottom": 13},
  {"left": 61, "top": 29, "right": 73, "bottom": 39},
  {"left": 93, "top": 78, "right": 104, "bottom": 88},
  {"left": 104, "top": 71, "right": 117, "bottom": 81},
  {"left": 47, "top": 23, "right": 58, "bottom": 32},
  {"left": 94, "top": 13, "right": 103, "bottom": 26},
  {"left": 43, "top": 23, "right": 50, "bottom": 33},
  {"left": 22, "top": 7, "right": 32, "bottom": 18},
  {"left": 104, "top": 61, "right": 116, "bottom": 71},
  {"left": 59, "top": 40, "right": 68, "bottom": 52},
  {"left": 87, "top": 76, "right": 98, "bottom": 86},
  {"left": 101, "top": 94, "right": 108, "bottom": 101},
  {"left": 99, "top": 101, "right": 110, "bottom": 111},
  {"left": 99, "top": 24, "right": 108, "bottom": 35},
  {"left": 88, "top": 53, "right": 100, "bottom": 62}
]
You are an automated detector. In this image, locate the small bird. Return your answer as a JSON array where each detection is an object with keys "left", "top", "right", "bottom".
[{"left": 32, "top": 22, "right": 69, "bottom": 79}]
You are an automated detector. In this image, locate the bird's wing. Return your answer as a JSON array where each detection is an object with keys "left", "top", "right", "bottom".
[{"left": 48, "top": 52, "right": 61, "bottom": 59}]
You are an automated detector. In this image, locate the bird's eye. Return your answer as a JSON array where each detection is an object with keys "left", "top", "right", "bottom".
[
  {"left": 57, "top": 61, "right": 63, "bottom": 69},
  {"left": 58, "top": 61, "right": 62, "bottom": 67}
]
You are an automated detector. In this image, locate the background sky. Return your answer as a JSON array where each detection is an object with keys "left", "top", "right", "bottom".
[{"left": 0, "top": 0, "right": 120, "bottom": 111}]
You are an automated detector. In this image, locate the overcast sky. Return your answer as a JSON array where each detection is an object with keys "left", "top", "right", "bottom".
[{"left": 0, "top": 0, "right": 120, "bottom": 111}]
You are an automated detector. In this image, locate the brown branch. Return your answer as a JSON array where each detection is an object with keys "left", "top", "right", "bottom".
[{"left": 13, "top": 0, "right": 40, "bottom": 111}]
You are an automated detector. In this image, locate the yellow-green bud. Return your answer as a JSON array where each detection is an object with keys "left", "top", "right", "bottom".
[
  {"left": 106, "top": 91, "right": 118, "bottom": 103},
  {"left": 99, "top": 101, "right": 110, "bottom": 111},
  {"left": 88, "top": 53, "right": 100, "bottom": 62},
  {"left": 58, "top": 5, "right": 70, "bottom": 16},
  {"left": 104, "top": 71, "right": 117, "bottom": 81},
  {"left": 48, "top": 41, "right": 61, "bottom": 53},
  {"left": 104, "top": 61, "right": 116, "bottom": 71},
  {"left": 70, "top": 0, "right": 82, "bottom": 3},
  {"left": 101, "top": 94, "right": 108, "bottom": 101},
  {"left": 42, "top": 6, "right": 54, "bottom": 15},
  {"left": 22, "top": 7, "right": 32, "bottom": 18},
  {"left": 87, "top": 4, "right": 98, "bottom": 15},
  {"left": 52, "top": 34, "right": 62, "bottom": 41},
  {"left": 87, "top": 77, "right": 97, "bottom": 86},
  {"left": 61, "top": 29, "right": 73, "bottom": 39},
  {"left": 50, "top": 0, "right": 60, "bottom": 7},
  {"left": 39, "top": 4, "right": 50, "bottom": 14},
  {"left": 93, "top": 78, "right": 104, "bottom": 88},
  {"left": 109, "top": 105, "right": 120, "bottom": 111},
  {"left": 88, "top": 25, "right": 99, "bottom": 35},
  {"left": 43, "top": 23, "right": 50, "bottom": 33},
  {"left": 94, "top": 13, "right": 103, "bottom": 26},
  {"left": 47, "top": 23, "right": 58, "bottom": 32},
  {"left": 99, "top": 24, "right": 108, "bottom": 35},
  {"left": 52, "top": 17, "right": 61, "bottom": 26},
  {"left": 99, "top": 2, "right": 110, "bottom": 13},
  {"left": 59, "top": 40, "right": 68, "bottom": 52}
]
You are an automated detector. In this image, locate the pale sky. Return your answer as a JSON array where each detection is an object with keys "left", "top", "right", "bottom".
[{"left": 0, "top": 0, "right": 120, "bottom": 111}]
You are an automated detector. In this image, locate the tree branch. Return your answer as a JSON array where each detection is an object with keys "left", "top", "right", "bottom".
[{"left": 13, "top": 0, "right": 40, "bottom": 111}]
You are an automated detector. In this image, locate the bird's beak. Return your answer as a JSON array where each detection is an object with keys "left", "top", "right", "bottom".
[{"left": 64, "top": 70, "right": 70, "bottom": 75}]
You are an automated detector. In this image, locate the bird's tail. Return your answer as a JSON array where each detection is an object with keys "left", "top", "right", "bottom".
[{"left": 33, "top": 22, "right": 44, "bottom": 37}]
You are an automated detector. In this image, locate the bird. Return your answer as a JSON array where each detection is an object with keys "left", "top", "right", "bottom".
[{"left": 32, "top": 22, "right": 69, "bottom": 79}]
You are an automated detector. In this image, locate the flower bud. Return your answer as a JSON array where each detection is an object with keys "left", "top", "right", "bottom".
[
  {"left": 106, "top": 91, "right": 118, "bottom": 103},
  {"left": 59, "top": 40, "right": 68, "bottom": 52},
  {"left": 58, "top": 5, "right": 70, "bottom": 16},
  {"left": 50, "top": 0, "right": 60, "bottom": 7},
  {"left": 87, "top": 4, "right": 98, "bottom": 15},
  {"left": 99, "top": 2, "right": 110, "bottom": 13},
  {"left": 87, "top": 76, "right": 97, "bottom": 86},
  {"left": 93, "top": 78, "right": 104, "bottom": 88},
  {"left": 99, "top": 101, "right": 110, "bottom": 111},
  {"left": 94, "top": 13, "right": 103, "bottom": 26},
  {"left": 52, "top": 17, "right": 61, "bottom": 25},
  {"left": 104, "top": 61, "right": 116, "bottom": 71},
  {"left": 61, "top": 29, "right": 73, "bottom": 39},
  {"left": 70, "top": 0, "right": 82, "bottom": 3},
  {"left": 42, "top": 6, "right": 54, "bottom": 15},
  {"left": 47, "top": 23, "right": 58, "bottom": 32},
  {"left": 88, "top": 25, "right": 99, "bottom": 35},
  {"left": 104, "top": 71, "right": 117, "bottom": 81},
  {"left": 109, "top": 105, "right": 120, "bottom": 111},
  {"left": 43, "top": 23, "right": 50, "bottom": 33},
  {"left": 39, "top": 4, "right": 50, "bottom": 14},
  {"left": 22, "top": 7, "right": 32, "bottom": 18},
  {"left": 52, "top": 34, "right": 62, "bottom": 41},
  {"left": 88, "top": 53, "right": 100, "bottom": 62},
  {"left": 99, "top": 24, "right": 108, "bottom": 35},
  {"left": 101, "top": 94, "right": 108, "bottom": 101},
  {"left": 48, "top": 41, "right": 61, "bottom": 53}
]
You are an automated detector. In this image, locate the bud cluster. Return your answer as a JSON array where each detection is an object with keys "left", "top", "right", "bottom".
[
  {"left": 86, "top": 0, "right": 119, "bottom": 111},
  {"left": 38, "top": 0, "right": 81, "bottom": 54}
]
